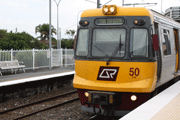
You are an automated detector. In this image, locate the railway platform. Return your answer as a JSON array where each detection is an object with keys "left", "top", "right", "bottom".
[
  {"left": 0, "top": 67, "right": 75, "bottom": 87},
  {"left": 0, "top": 66, "right": 75, "bottom": 102},
  {"left": 120, "top": 80, "right": 180, "bottom": 120}
]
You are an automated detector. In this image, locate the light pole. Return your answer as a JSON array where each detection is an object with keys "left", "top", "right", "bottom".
[
  {"left": 49, "top": 0, "right": 52, "bottom": 70},
  {"left": 161, "top": 0, "right": 163, "bottom": 13},
  {"left": 53, "top": 0, "right": 62, "bottom": 49},
  {"left": 97, "top": 0, "right": 100, "bottom": 8},
  {"left": 122, "top": 0, "right": 124, "bottom": 6}
]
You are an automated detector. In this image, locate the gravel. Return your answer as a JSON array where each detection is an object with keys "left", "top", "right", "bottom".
[{"left": 0, "top": 82, "right": 93, "bottom": 120}]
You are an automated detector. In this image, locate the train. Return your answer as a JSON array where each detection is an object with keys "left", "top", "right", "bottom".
[{"left": 73, "top": 5, "right": 180, "bottom": 116}]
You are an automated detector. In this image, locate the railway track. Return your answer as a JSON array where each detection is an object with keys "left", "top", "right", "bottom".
[
  {"left": 89, "top": 115, "right": 99, "bottom": 120},
  {"left": 0, "top": 90, "right": 79, "bottom": 120},
  {"left": 89, "top": 115, "right": 120, "bottom": 120}
]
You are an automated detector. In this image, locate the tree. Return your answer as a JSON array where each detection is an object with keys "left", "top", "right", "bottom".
[
  {"left": 0, "top": 30, "right": 47, "bottom": 50},
  {"left": 35, "top": 24, "right": 56, "bottom": 41},
  {"left": 61, "top": 38, "right": 74, "bottom": 49},
  {"left": 60, "top": 29, "right": 76, "bottom": 49},
  {"left": 65, "top": 29, "right": 76, "bottom": 39},
  {"left": 0, "top": 29, "right": 7, "bottom": 39}
]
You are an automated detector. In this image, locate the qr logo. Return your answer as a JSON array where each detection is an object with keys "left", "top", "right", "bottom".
[{"left": 97, "top": 66, "right": 119, "bottom": 81}]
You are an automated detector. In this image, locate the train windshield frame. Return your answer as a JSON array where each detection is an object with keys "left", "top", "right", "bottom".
[{"left": 75, "top": 16, "right": 154, "bottom": 61}]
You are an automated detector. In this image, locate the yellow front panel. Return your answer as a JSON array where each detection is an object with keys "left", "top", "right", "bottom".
[
  {"left": 73, "top": 60, "right": 157, "bottom": 93},
  {"left": 81, "top": 7, "right": 153, "bottom": 18}
]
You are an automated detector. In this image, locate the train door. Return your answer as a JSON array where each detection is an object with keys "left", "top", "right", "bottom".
[
  {"left": 174, "top": 29, "right": 180, "bottom": 73},
  {"left": 154, "top": 22, "right": 162, "bottom": 81},
  {"left": 159, "top": 25, "right": 176, "bottom": 85}
]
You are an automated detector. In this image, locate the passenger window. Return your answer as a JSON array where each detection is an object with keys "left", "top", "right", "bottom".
[
  {"left": 130, "top": 29, "right": 148, "bottom": 57},
  {"left": 162, "top": 29, "right": 171, "bottom": 55},
  {"left": 76, "top": 29, "right": 89, "bottom": 56}
]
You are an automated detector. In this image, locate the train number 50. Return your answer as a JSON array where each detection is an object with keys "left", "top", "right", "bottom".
[{"left": 129, "top": 68, "right": 140, "bottom": 77}]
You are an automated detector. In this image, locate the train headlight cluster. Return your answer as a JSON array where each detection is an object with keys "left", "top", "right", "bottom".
[
  {"left": 79, "top": 20, "right": 89, "bottom": 27},
  {"left": 102, "top": 5, "right": 117, "bottom": 15},
  {"left": 103, "top": 7, "right": 109, "bottom": 13},
  {"left": 130, "top": 95, "right": 137, "bottom": 101},
  {"left": 110, "top": 7, "right": 115, "bottom": 13},
  {"left": 85, "top": 92, "right": 92, "bottom": 102},
  {"left": 134, "top": 19, "right": 145, "bottom": 26},
  {"left": 84, "top": 92, "right": 89, "bottom": 97}
]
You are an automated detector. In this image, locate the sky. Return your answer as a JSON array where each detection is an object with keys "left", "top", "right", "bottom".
[{"left": 0, "top": 0, "right": 180, "bottom": 38}]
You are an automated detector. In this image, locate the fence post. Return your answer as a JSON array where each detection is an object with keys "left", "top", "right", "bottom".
[
  {"left": 60, "top": 48, "right": 63, "bottom": 67},
  {"left": 11, "top": 49, "right": 13, "bottom": 61},
  {"left": 32, "top": 48, "right": 35, "bottom": 70},
  {"left": 65, "top": 48, "right": 67, "bottom": 67},
  {"left": 51, "top": 48, "right": 53, "bottom": 68},
  {"left": 0, "top": 50, "right": 1, "bottom": 61}
]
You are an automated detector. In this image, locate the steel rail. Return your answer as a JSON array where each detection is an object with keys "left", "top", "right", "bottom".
[
  {"left": 13, "top": 97, "right": 79, "bottom": 120},
  {"left": 89, "top": 115, "right": 99, "bottom": 120},
  {"left": 0, "top": 90, "right": 77, "bottom": 114}
]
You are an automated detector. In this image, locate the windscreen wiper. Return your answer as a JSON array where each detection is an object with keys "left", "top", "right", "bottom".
[{"left": 106, "top": 35, "right": 122, "bottom": 65}]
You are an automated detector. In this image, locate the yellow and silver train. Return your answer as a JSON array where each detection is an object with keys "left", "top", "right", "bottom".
[{"left": 73, "top": 5, "right": 180, "bottom": 116}]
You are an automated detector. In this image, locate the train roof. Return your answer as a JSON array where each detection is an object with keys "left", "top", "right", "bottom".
[
  {"left": 81, "top": 7, "right": 152, "bottom": 17},
  {"left": 151, "top": 9, "right": 180, "bottom": 28},
  {"left": 80, "top": 6, "right": 180, "bottom": 28}
]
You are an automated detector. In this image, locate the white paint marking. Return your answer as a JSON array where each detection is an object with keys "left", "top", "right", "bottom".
[{"left": 0, "top": 71, "right": 75, "bottom": 87}]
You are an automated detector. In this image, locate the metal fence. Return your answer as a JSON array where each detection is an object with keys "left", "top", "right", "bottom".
[{"left": 0, "top": 49, "right": 74, "bottom": 70}]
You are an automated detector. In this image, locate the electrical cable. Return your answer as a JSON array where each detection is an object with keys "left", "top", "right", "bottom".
[{"left": 103, "top": 0, "right": 113, "bottom": 5}]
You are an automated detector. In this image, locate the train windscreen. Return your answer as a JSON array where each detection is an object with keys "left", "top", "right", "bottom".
[{"left": 92, "top": 29, "right": 126, "bottom": 58}]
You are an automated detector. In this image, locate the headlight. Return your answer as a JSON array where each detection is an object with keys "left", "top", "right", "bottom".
[
  {"left": 110, "top": 7, "right": 115, "bottom": 13},
  {"left": 134, "top": 19, "right": 145, "bottom": 26},
  {"left": 130, "top": 95, "right": 137, "bottom": 101},
  {"left": 103, "top": 7, "right": 109, "bottom": 13},
  {"left": 102, "top": 5, "right": 117, "bottom": 15},
  {"left": 84, "top": 92, "right": 89, "bottom": 97}
]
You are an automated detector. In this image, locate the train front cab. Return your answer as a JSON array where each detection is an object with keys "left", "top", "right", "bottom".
[{"left": 73, "top": 6, "right": 180, "bottom": 116}]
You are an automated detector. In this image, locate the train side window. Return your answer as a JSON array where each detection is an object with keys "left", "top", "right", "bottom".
[
  {"left": 130, "top": 29, "right": 148, "bottom": 57},
  {"left": 162, "top": 29, "right": 171, "bottom": 55},
  {"left": 76, "top": 29, "right": 89, "bottom": 56}
]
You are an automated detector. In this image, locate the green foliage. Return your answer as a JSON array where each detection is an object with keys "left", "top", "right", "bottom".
[
  {"left": 0, "top": 30, "right": 47, "bottom": 50},
  {"left": 0, "top": 29, "right": 7, "bottom": 39},
  {"left": 60, "top": 29, "right": 76, "bottom": 49},
  {"left": 61, "top": 39, "right": 74, "bottom": 49},
  {"left": 35, "top": 23, "right": 56, "bottom": 41},
  {"left": 65, "top": 29, "right": 76, "bottom": 39}
]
